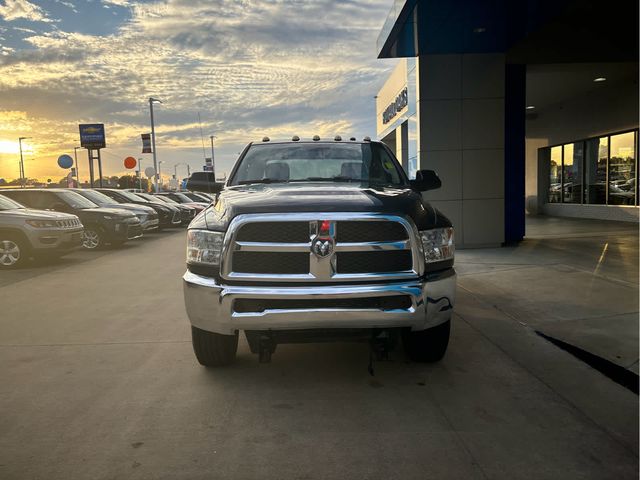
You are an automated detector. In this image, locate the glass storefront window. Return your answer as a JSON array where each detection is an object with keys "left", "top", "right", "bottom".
[
  {"left": 545, "top": 130, "right": 638, "bottom": 207},
  {"left": 584, "top": 137, "right": 608, "bottom": 205},
  {"left": 608, "top": 132, "right": 636, "bottom": 205},
  {"left": 562, "top": 142, "right": 583, "bottom": 203},
  {"left": 548, "top": 146, "right": 562, "bottom": 203}
]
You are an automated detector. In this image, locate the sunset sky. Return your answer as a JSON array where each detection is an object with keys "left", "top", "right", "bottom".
[{"left": 0, "top": 0, "right": 394, "bottom": 182}]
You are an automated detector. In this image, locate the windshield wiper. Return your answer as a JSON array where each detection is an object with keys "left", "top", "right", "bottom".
[{"left": 238, "top": 178, "right": 290, "bottom": 185}]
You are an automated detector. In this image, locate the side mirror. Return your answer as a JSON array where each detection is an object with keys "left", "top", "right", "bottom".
[
  {"left": 410, "top": 169, "right": 442, "bottom": 192},
  {"left": 186, "top": 172, "right": 224, "bottom": 194}
]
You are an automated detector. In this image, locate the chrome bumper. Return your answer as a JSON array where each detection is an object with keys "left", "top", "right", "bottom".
[{"left": 183, "top": 269, "right": 456, "bottom": 335}]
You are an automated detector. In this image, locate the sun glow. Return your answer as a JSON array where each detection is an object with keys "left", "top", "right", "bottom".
[{"left": 0, "top": 140, "right": 20, "bottom": 154}]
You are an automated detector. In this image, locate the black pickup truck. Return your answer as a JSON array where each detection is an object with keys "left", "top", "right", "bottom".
[{"left": 182, "top": 138, "right": 456, "bottom": 366}]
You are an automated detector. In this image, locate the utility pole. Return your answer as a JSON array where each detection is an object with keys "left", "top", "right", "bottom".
[
  {"left": 149, "top": 97, "right": 162, "bottom": 192},
  {"left": 18, "top": 137, "right": 30, "bottom": 188},
  {"left": 209, "top": 135, "right": 216, "bottom": 179},
  {"left": 73, "top": 146, "right": 81, "bottom": 187}
]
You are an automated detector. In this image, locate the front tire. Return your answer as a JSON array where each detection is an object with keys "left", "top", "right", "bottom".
[
  {"left": 81, "top": 227, "right": 104, "bottom": 250},
  {"left": 191, "top": 326, "right": 238, "bottom": 366},
  {"left": 0, "top": 234, "right": 27, "bottom": 269},
  {"left": 402, "top": 320, "right": 451, "bottom": 362}
]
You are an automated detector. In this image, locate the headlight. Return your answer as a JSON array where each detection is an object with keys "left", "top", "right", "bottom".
[
  {"left": 420, "top": 227, "right": 454, "bottom": 263},
  {"left": 187, "top": 230, "right": 224, "bottom": 266},
  {"left": 26, "top": 220, "right": 56, "bottom": 228}
]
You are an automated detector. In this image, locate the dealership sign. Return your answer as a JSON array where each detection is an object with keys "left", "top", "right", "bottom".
[
  {"left": 382, "top": 87, "right": 408, "bottom": 125},
  {"left": 79, "top": 124, "right": 106, "bottom": 149}
]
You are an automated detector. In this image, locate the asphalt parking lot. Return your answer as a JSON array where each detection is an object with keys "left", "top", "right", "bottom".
[{"left": 0, "top": 228, "right": 637, "bottom": 479}]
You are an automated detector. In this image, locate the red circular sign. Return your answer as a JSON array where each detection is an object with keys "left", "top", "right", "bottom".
[{"left": 124, "top": 156, "right": 137, "bottom": 169}]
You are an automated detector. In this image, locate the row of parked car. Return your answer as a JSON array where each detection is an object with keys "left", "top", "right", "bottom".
[{"left": 0, "top": 187, "right": 214, "bottom": 269}]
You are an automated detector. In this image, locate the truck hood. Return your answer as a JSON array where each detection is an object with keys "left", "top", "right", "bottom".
[{"left": 197, "top": 183, "right": 451, "bottom": 231}]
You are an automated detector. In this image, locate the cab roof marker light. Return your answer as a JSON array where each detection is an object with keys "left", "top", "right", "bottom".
[
  {"left": 292, "top": 135, "right": 300, "bottom": 141},
  {"left": 262, "top": 136, "right": 270, "bottom": 142},
  {"left": 363, "top": 136, "right": 371, "bottom": 142},
  {"left": 334, "top": 135, "right": 342, "bottom": 141},
  {"left": 312, "top": 135, "right": 320, "bottom": 141}
]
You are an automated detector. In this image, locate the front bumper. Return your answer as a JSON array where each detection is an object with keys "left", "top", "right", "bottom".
[
  {"left": 183, "top": 269, "right": 456, "bottom": 335},
  {"left": 141, "top": 218, "right": 159, "bottom": 231},
  {"left": 31, "top": 227, "right": 84, "bottom": 251}
]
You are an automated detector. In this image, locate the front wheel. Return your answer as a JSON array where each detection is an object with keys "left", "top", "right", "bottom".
[
  {"left": 0, "top": 234, "right": 27, "bottom": 269},
  {"left": 402, "top": 320, "right": 451, "bottom": 362},
  {"left": 191, "top": 326, "right": 238, "bottom": 366},
  {"left": 81, "top": 227, "right": 104, "bottom": 250}
]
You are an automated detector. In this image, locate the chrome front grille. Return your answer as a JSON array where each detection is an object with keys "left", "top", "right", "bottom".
[
  {"left": 221, "top": 213, "right": 424, "bottom": 283},
  {"left": 56, "top": 218, "right": 81, "bottom": 228}
]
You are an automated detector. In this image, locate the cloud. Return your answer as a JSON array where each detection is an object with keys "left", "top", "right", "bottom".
[
  {"left": 0, "top": 0, "right": 396, "bottom": 180},
  {"left": 0, "top": 0, "right": 54, "bottom": 23}
]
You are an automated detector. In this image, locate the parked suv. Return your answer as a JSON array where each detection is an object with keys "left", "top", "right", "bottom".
[
  {"left": 2, "top": 189, "right": 142, "bottom": 249},
  {"left": 70, "top": 188, "right": 159, "bottom": 231},
  {"left": 0, "top": 194, "right": 83, "bottom": 268},
  {"left": 182, "top": 138, "right": 456, "bottom": 366},
  {"left": 96, "top": 188, "right": 182, "bottom": 229}
]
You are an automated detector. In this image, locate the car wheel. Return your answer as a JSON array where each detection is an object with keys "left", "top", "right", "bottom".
[
  {"left": 0, "top": 234, "right": 27, "bottom": 268},
  {"left": 402, "top": 320, "right": 451, "bottom": 362},
  {"left": 81, "top": 227, "right": 103, "bottom": 250},
  {"left": 191, "top": 326, "right": 238, "bottom": 366}
]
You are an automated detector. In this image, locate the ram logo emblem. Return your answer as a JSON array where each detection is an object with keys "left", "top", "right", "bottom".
[{"left": 311, "top": 238, "right": 333, "bottom": 258}]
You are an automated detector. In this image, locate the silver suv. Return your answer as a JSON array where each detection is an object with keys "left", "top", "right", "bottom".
[{"left": 0, "top": 193, "right": 84, "bottom": 268}]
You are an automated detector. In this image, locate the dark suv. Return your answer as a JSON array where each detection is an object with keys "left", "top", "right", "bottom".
[
  {"left": 2, "top": 189, "right": 142, "bottom": 249},
  {"left": 96, "top": 188, "right": 182, "bottom": 229}
]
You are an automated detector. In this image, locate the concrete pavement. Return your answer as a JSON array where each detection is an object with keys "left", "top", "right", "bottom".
[
  {"left": 456, "top": 216, "right": 639, "bottom": 374},
  {"left": 0, "top": 228, "right": 637, "bottom": 479}
]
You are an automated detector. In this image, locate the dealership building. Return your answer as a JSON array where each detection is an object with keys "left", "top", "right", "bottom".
[{"left": 375, "top": 0, "right": 638, "bottom": 247}]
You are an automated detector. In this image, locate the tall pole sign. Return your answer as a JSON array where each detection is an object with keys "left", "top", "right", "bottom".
[{"left": 79, "top": 124, "right": 106, "bottom": 188}]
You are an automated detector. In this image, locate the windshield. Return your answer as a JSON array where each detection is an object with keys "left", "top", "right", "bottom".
[
  {"left": 230, "top": 142, "right": 407, "bottom": 187},
  {"left": 0, "top": 194, "right": 24, "bottom": 210},
  {"left": 170, "top": 192, "right": 193, "bottom": 203},
  {"left": 76, "top": 189, "right": 115, "bottom": 205},
  {"left": 156, "top": 195, "right": 178, "bottom": 204},
  {"left": 136, "top": 193, "right": 163, "bottom": 203},
  {"left": 57, "top": 191, "right": 99, "bottom": 209},
  {"left": 184, "top": 192, "right": 210, "bottom": 202},
  {"left": 113, "top": 189, "right": 146, "bottom": 202}
]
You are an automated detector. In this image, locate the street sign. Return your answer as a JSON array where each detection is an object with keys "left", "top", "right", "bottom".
[
  {"left": 203, "top": 165, "right": 213, "bottom": 172},
  {"left": 144, "top": 166, "right": 156, "bottom": 178},
  {"left": 205, "top": 157, "right": 212, "bottom": 165},
  {"left": 79, "top": 124, "right": 106, "bottom": 149}
]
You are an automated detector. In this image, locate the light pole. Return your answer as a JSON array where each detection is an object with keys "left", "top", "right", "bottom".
[
  {"left": 137, "top": 158, "right": 143, "bottom": 191},
  {"left": 18, "top": 137, "right": 30, "bottom": 188},
  {"left": 158, "top": 160, "right": 164, "bottom": 191},
  {"left": 209, "top": 135, "right": 216, "bottom": 178},
  {"left": 149, "top": 97, "right": 163, "bottom": 192},
  {"left": 73, "top": 146, "right": 81, "bottom": 187}
]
